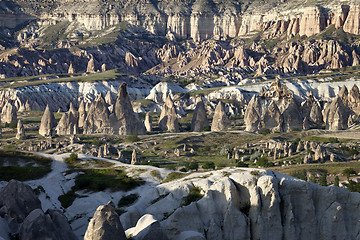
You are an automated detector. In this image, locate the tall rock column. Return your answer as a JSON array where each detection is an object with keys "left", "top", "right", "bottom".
[
  {"left": 211, "top": 101, "right": 230, "bottom": 131},
  {"left": 113, "top": 83, "right": 146, "bottom": 135},
  {"left": 158, "top": 95, "right": 180, "bottom": 132},
  {"left": 39, "top": 105, "right": 57, "bottom": 137}
]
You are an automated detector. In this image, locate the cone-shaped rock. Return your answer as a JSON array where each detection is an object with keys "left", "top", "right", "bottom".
[
  {"left": 325, "top": 97, "right": 351, "bottom": 130},
  {"left": 159, "top": 95, "right": 180, "bottom": 132},
  {"left": 144, "top": 112, "right": 152, "bottom": 132},
  {"left": 56, "top": 110, "right": 78, "bottom": 136},
  {"left": 191, "top": 101, "right": 209, "bottom": 132},
  {"left": 83, "top": 94, "right": 112, "bottom": 134},
  {"left": 113, "top": 83, "right": 146, "bottom": 135},
  {"left": 105, "top": 91, "right": 113, "bottom": 106},
  {"left": 78, "top": 100, "right": 86, "bottom": 128},
  {"left": 211, "top": 101, "right": 230, "bottom": 131},
  {"left": 87, "top": 56, "right": 96, "bottom": 73},
  {"left": 263, "top": 101, "right": 283, "bottom": 132},
  {"left": 244, "top": 95, "right": 261, "bottom": 132},
  {"left": 16, "top": 119, "right": 25, "bottom": 140},
  {"left": 68, "top": 63, "right": 75, "bottom": 74},
  {"left": 1, "top": 101, "right": 17, "bottom": 124},
  {"left": 39, "top": 105, "right": 57, "bottom": 137},
  {"left": 84, "top": 201, "right": 126, "bottom": 240},
  {"left": 348, "top": 84, "right": 360, "bottom": 114}
]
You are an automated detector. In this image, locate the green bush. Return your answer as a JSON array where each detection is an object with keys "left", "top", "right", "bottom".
[
  {"left": 257, "top": 157, "right": 274, "bottom": 167},
  {"left": 334, "top": 176, "right": 340, "bottom": 187},
  {"left": 236, "top": 162, "right": 249, "bottom": 167},
  {"left": 179, "top": 168, "right": 188, "bottom": 172},
  {"left": 202, "top": 161, "right": 215, "bottom": 170},
  {"left": 118, "top": 193, "right": 139, "bottom": 208},
  {"left": 74, "top": 169, "right": 143, "bottom": 192},
  {"left": 186, "top": 161, "right": 199, "bottom": 171},
  {"left": 319, "top": 173, "right": 327, "bottom": 186},
  {"left": 58, "top": 191, "right": 78, "bottom": 208},
  {"left": 183, "top": 186, "right": 203, "bottom": 206},
  {"left": 346, "top": 180, "right": 360, "bottom": 192},
  {"left": 342, "top": 168, "right": 356, "bottom": 179}
]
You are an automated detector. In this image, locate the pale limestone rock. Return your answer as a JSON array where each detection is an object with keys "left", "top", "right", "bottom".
[
  {"left": 105, "top": 91, "right": 112, "bottom": 106},
  {"left": 1, "top": 101, "right": 17, "bottom": 124},
  {"left": 125, "top": 52, "right": 139, "bottom": 68},
  {"left": 84, "top": 201, "right": 126, "bottom": 240},
  {"left": 86, "top": 56, "right": 96, "bottom": 73},
  {"left": 78, "top": 100, "right": 86, "bottom": 128},
  {"left": 39, "top": 105, "right": 57, "bottom": 137},
  {"left": 191, "top": 101, "right": 208, "bottom": 132},
  {"left": 56, "top": 110, "right": 78, "bottom": 136},
  {"left": 83, "top": 94, "right": 112, "bottom": 134},
  {"left": 131, "top": 149, "right": 137, "bottom": 165},
  {"left": 125, "top": 214, "right": 168, "bottom": 240},
  {"left": 211, "top": 101, "right": 230, "bottom": 131},
  {"left": 113, "top": 83, "right": 146, "bottom": 135},
  {"left": 144, "top": 112, "right": 152, "bottom": 132},
  {"left": 16, "top": 119, "right": 25, "bottom": 140},
  {"left": 325, "top": 97, "right": 350, "bottom": 130},
  {"left": 159, "top": 95, "right": 180, "bottom": 132},
  {"left": 68, "top": 63, "right": 75, "bottom": 74}
]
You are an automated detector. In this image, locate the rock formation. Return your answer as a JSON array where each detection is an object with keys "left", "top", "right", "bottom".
[
  {"left": 16, "top": 119, "right": 25, "bottom": 140},
  {"left": 125, "top": 214, "right": 168, "bottom": 240},
  {"left": 87, "top": 56, "right": 96, "bottom": 73},
  {"left": 78, "top": 100, "right": 87, "bottom": 128},
  {"left": 105, "top": 91, "right": 113, "bottom": 106},
  {"left": 0, "top": 180, "right": 41, "bottom": 222},
  {"left": 144, "top": 112, "right": 152, "bottom": 132},
  {"left": 83, "top": 94, "right": 112, "bottom": 134},
  {"left": 1, "top": 101, "right": 17, "bottom": 124},
  {"left": 159, "top": 95, "right": 180, "bottom": 132},
  {"left": 56, "top": 111, "right": 78, "bottom": 136},
  {"left": 39, "top": 105, "right": 57, "bottom": 137},
  {"left": 245, "top": 80, "right": 304, "bottom": 132},
  {"left": 211, "top": 101, "right": 230, "bottom": 131},
  {"left": 191, "top": 101, "right": 209, "bottom": 132},
  {"left": 131, "top": 149, "right": 138, "bottom": 165},
  {"left": 113, "top": 83, "right": 146, "bottom": 135},
  {"left": 20, "top": 209, "right": 77, "bottom": 240},
  {"left": 324, "top": 96, "right": 351, "bottom": 131},
  {"left": 84, "top": 201, "right": 126, "bottom": 240}
]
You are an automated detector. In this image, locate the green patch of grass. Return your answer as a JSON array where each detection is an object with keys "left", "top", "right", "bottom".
[
  {"left": 117, "top": 193, "right": 139, "bottom": 208},
  {"left": 182, "top": 186, "right": 203, "bottom": 206},
  {"left": 162, "top": 172, "right": 190, "bottom": 183},
  {"left": 58, "top": 190, "right": 78, "bottom": 208},
  {"left": 150, "top": 170, "right": 162, "bottom": 180},
  {"left": 74, "top": 168, "right": 143, "bottom": 192},
  {"left": 0, "top": 150, "right": 52, "bottom": 181},
  {"left": 303, "top": 136, "right": 349, "bottom": 143}
]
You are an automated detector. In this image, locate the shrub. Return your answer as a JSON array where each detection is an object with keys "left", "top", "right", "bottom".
[
  {"left": 58, "top": 191, "right": 78, "bottom": 208},
  {"left": 334, "top": 176, "right": 340, "bottom": 187},
  {"left": 236, "top": 162, "right": 249, "bottom": 167},
  {"left": 346, "top": 180, "right": 360, "bottom": 192},
  {"left": 257, "top": 157, "right": 274, "bottom": 167},
  {"left": 179, "top": 168, "right": 188, "bottom": 172},
  {"left": 202, "top": 161, "right": 215, "bottom": 170},
  {"left": 183, "top": 186, "right": 203, "bottom": 206},
  {"left": 342, "top": 168, "right": 356, "bottom": 179},
  {"left": 186, "top": 161, "right": 199, "bottom": 171},
  {"left": 126, "top": 134, "right": 140, "bottom": 142},
  {"left": 250, "top": 170, "right": 260, "bottom": 176},
  {"left": 319, "top": 173, "right": 327, "bottom": 186},
  {"left": 291, "top": 170, "right": 307, "bottom": 181},
  {"left": 118, "top": 193, "right": 139, "bottom": 208}
]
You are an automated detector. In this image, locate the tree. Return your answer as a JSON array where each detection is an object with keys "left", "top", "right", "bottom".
[
  {"left": 187, "top": 161, "right": 199, "bottom": 171},
  {"left": 319, "top": 173, "right": 327, "bottom": 186},
  {"left": 334, "top": 176, "right": 340, "bottom": 187},
  {"left": 342, "top": 168, "right": 356, "bottom": 179},
  {"left": 202, "top": 162, "right": 215, "bottom": 170}
]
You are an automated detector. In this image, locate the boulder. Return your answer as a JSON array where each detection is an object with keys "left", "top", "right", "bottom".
[
  {"left": 0, "top": 180, "right": 41, "bottom": 222},
  {"left": 211, "top": 101, "right": 230, "bottom": 131},
  {"left": 39, "top": 105, "right": 57, "bottom": 137},
  {"left": 113, "top": 83, "right": 146, "bottom": 135},
  {"left": 84, "top": 201, "right": 126, "bottom": 240},
  {"left": 191, "top": 101, "right": 208, "bottom": 132},
  {"left": 159, "top": 95, "right": 180, "bottom": 132},
  {"left": 125, "top": 214, "right": 168, "bottom": 240},
  {"left": 19, "top": 209, "right": 77, "bottom": 240}
]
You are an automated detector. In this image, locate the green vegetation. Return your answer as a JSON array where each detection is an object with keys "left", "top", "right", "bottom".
[
  {"left": 319, "top": 172, "right": 328, "bottom": 186},
  {"left": 257, "top": 157, "right": 274, "bottom": 167},
  {"left": 202, "top": 161, "right": 215, "bottom": 170},
  {"left": 126, "top": 134, "right": 140, "bottom": 142},
  {"left": 186, "top": 161, "right": 199, "bottom": 171},
  {"left": 334, "top": 176, "right": 340, "bottom": 187},
  {"left": 74, "top": 168, "right": 143, "bottom": 192},
  {"left": 0, "top": 150, "right": 52, "bottom": 181},
  {"left": 162, "top": 172, "right": 190, "bottom": 183},
  {"left": 250, "top": 170, "right": 260, "bottom": 176},
  {"left": 183, "top": 186, "right": 203, "bottom": 206},
  {"left": 346, "top": 180, "right": 360, "bottom": 192},
  {"left": 117, "top": 194, "right": 139, "bottom": 208},
  {"left": 342, "top": 168, "right": 356, "bottom": 179},
  {"left": 150, "top": 170, "right": 162, "bottom": 180},
  {"left": 58, "top": 191, "right": 78, "bottom": 208}
]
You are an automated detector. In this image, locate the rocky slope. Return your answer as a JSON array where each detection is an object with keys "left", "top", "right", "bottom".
[{"left": 0, "top": 154, "right": 359, "bottom": 240}]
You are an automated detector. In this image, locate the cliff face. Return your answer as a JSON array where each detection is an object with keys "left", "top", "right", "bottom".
[{"left": 4, "top": 0, "right": 360, "bottom": 41}]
